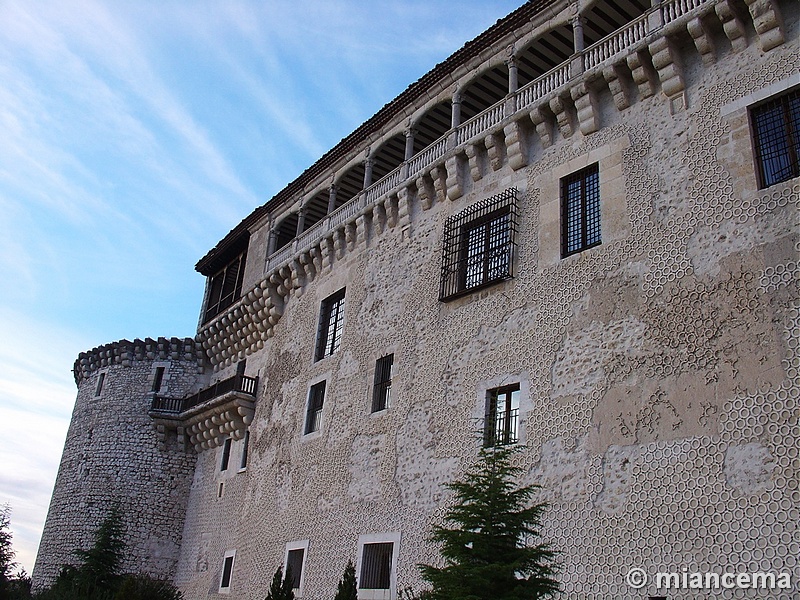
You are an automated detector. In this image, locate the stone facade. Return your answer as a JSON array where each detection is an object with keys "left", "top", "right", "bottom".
[{"left": 35, "top": 0, "right": 798, "bottom": 598}]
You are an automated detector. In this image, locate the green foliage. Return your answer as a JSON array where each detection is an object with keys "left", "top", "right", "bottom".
[
  {"left": 1, "top": 505, "right": 17, "bottom": 590},
  {"left": 419, "top": 445, "right": 560, "bottom": 600},
  {"left": 112, "top": 574, "right": 182, "bottom": 600},
  {"left": 73, "top": 505, "right": 126, "bottom": 597},
  {"left": 264, "top": 565, "right": 294, "bottom": 600},
  {"left": 333, "top": 560, "right": 357, "bottom": 600}
]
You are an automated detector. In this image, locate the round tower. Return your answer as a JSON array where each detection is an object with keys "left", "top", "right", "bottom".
[{"left": 32, "top": 337, "right": 206, "bottom": 590}]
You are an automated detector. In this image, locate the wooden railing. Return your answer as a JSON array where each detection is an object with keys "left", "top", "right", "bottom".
[{"left": 151, "top": 374, "right": 258, "bottom": 415}]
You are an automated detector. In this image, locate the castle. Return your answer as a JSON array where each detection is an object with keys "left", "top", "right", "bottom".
[{"left": 33, "top": 0, "right": 799, "bottom": 598}]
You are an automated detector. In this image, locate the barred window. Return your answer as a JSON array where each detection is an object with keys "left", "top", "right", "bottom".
[
  {"left": 439, "top": 188, "right": 517, "bottom": 301},
  {"left": 360, "top": 542, "right": 393, "bottom": 590},
  {"left": 484, "top": 384, "right": 520, "bottom": 447},
  {"left": 304, "top": 381, "right": 326, "bottom": 434},
  {"left": 315, "top": 288, "right": 346, "bottom": 361},
  {"left": 371, "top": 354, "right": 394, "bottom": 413},
  {"left": 561, "top": 163, "right": 600, "bottom": 257},
  {"left": 751, "top": 88, "right": 800, "bottom": 188}
]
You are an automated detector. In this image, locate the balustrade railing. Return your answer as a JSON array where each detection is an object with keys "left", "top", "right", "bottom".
[
  {"left": 458, "top": 102, "right": 505, "bottom": 144},
  {"left": 151, "top": 373, "right": 258, "bottom": 415},
  {"left": 407, "top": 136, "right": 447, "bottom": 177},
  {"left": 662, "top": 0, "right": 709, "bottom": 23},
  {"left": 585, "top": 13, "right": 650, "bottom": 70},
  {"left": 257, "top": 0, "right": 718, "bottom": 282},
  {"left": 515, "top": 62, "right": 571, "bottom": 111}
]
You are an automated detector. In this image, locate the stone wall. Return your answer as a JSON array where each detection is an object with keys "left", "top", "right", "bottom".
[
  {"left": 171, "top": 3, "right": 799, "bottom": 598},
  {"left": 32, "top": 339, "right": 205, "bottom": 589}
]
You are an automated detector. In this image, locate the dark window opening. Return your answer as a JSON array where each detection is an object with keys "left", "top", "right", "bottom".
[
  {"left": 95, "top": 373, "right": 105, "bottom": 397},
  {"left": 304, "top": 381, "right": 326, "bottom": 434},
  {"left": 561, "top": 163, "right": 600, "bottom": 257},
  {"left": 315, "top": 288, "right": 346, "bottom": 361},
  {"left": 440, "top": 189, "right": 517, "bottom": 301},
  {"left": 751, "top": 88, "right": 800, "bottom": 188},
  {"left": 239, "top": 431, "right": 249, "bottom": 470},
  {"left": 220, "top": 555, "right": 234, "bottom": 589},
  {"left": 484, "top": 384, "right": 520, "bottom": 447},
  {"left": 151, "top": 367, "right": 165, "bottom": 393},
  {"left": 203, "top": 250, "right": 247, "bottom": 324},
  {"left": 371, "top": 354, "right": 394, "bottom": 413},
  {"left": 360, "top": 542, "right": 393, "bottom": 590},
  {"left": 220, "top": 437, "right": 232, "bottom": 471},
  {"left": 286, "top": 548, "right": 304, "bottom": 589}
]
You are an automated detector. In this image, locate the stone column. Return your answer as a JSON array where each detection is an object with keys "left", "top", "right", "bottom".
[
  {"left": 295, "top": 208, "right": 305, "bottom": 237},
  {"left": 404, "top": 128, "right": 416, "bottom": 160},
  {"left": 571, "top": 14, "right": 586, "bottom": 76},
  {"left": 451, "top": 92, "right": 462, "bottom": 129},
  {"left": 363, "top": 158, "right": 374, "bottom": 190},
  {"left": 507, "top": 56, "right": 518, "bottom": 94},
  {"left": 327, "top": 184, "right": 337, "bottom": 214}
]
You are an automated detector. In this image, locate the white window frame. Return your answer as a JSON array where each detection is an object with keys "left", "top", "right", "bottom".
[
  {"left": 284, "top": 539, "right": 310, "bottom": 596},
  {"left": 218, "top": 549, "right": 236, "bottom": 594},
  {"left": 356, "top": 532, "right": 401, "bottom": 600}
]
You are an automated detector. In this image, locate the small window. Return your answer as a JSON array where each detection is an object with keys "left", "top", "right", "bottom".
[
  {"left": 561, "top": 163, "right": 600, "bottom": 257},
  {"left": 360, "top": 542, "right": 393, "bottom": 590},
  {"left": 439, "top": 189, "right": 517, "bottom": 301},
  {"left": 95, "top": 372, "right": 106, "bottom": 397},
  {"left": 239, "top": 431, "right": 250, "bottom": 470},
  {"left": 304, "top": 381, "right": 326, "bottom": 435},
  {"left": 315, "top": 289, "right": 346, "bottom": 361},
  {"left": 220, "top": 437, "right": 232, "bottom": 471},
  {"left": 371, "top": 354, "right": 394, "bottom": 413},
  {"left": 151, "top": 367, "right": 165, "bottom": 393},
  {"left": 751, "top": 88, "right": 800, "bottom": 188},
  {"left": 484, "top": 384, "right": 520, "bottom": 447},
  {"left": 219, "top": 550, "right": 236, "bottom": 593},
  {"left": 286, "top": 548, "right": 304, "bottom": 589}
]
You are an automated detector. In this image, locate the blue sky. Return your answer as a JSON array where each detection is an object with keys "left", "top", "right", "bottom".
[{"left": 0, "top": 0, "right": 524, "bottom": 575}]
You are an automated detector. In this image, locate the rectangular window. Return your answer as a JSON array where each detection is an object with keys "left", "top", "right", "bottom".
[
  {"left": 239, "top": 430, "right": 250, "bottom": 470},
  {"left": 220, "top": 437, "right": 232, "bottom": 471},
  {"left": 315, "top": 289, "right": 346, "bottom": 361},
  {"left": 561, "top": 163, "right": 600, "bottom": 257},
  {"left": 751, "top": 88, "right": 800, "bottom": 188},
  {"left": 203, "top": 250, "right": 247, "bottom": 324},
  {"left": 151, "top": 367, "right": 165, "bottom": 393},
  {"left": 219, "top": 550, "right": 235, "bottom": 593},
  {"left": 371, "top": 354, "right": 394, "bottom": 413},
  {"left": 360, "top": 542, "right": 393, "bottom": 590},
  {"left": 95, "top": 372, "right": 106, "bottom": 397},
  {"left": 304, "top": 381, "right": 326, "bottom": 435},
  {"left": 286, "top": 548, "right": 304, "bottom": 589},
  {"left": 439, "top": 188, "right": 517, "bottom": 301},
  {"left": 484, "top": 384, "right": 520, "bottom": 447}
]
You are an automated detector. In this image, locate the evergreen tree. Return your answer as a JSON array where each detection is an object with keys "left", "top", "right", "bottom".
[
  {"left": 264, "top": 565, "right": 294, "bottom": 600},
  {"left": 73, "top": 504, "right": 126, "bottom": 598},
  {"left": 333, "top": 560, "right": 357, "bottom": 600},
  {"left": 0, "top": 505, "right": 17, "bottom": 600},
  {"left": 419, "top": 445, "right": 560, "bottom": 600}
]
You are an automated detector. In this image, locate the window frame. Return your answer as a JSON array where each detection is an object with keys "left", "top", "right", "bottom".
[
  {"left": 750, "top": 87, "right": 800, "bottom": 189},
  {"left": 356, "top": 532, "right": 400, "bottom": 600},
  {"left": 151, "top": 366, "right": 165, "bottom": 393},
  {"left": 484, "top": 384, "right": 521, "bottom": 447},
  {"left": 218, "top": 549, "right": 236, "bottom": 594},
  {"left": 284, "top": 540, "right": 310, "bottom": 595},
  {"left": 238, "top": 430, "right": 250, "bottom": 471},
  {"left": 315, "top": 288, "right": 346, "bottom": 361},
  {"left": 561, "top": 162, "right": 601, "bottom": 257},
  {"left": 439, "top": 188, "right": 517, "bottom": 302},
  {"left": 220, "top": 437, "right": 232, "bottom": 472},
  {"left": 94, "top": 372, "right": 106, "bottom": 397},
  {"left": 304, "top": 380, "right": 327, "bottom": 435},
  {"left": 371, "top": 354, "right": 394, "bottom": 413}
]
